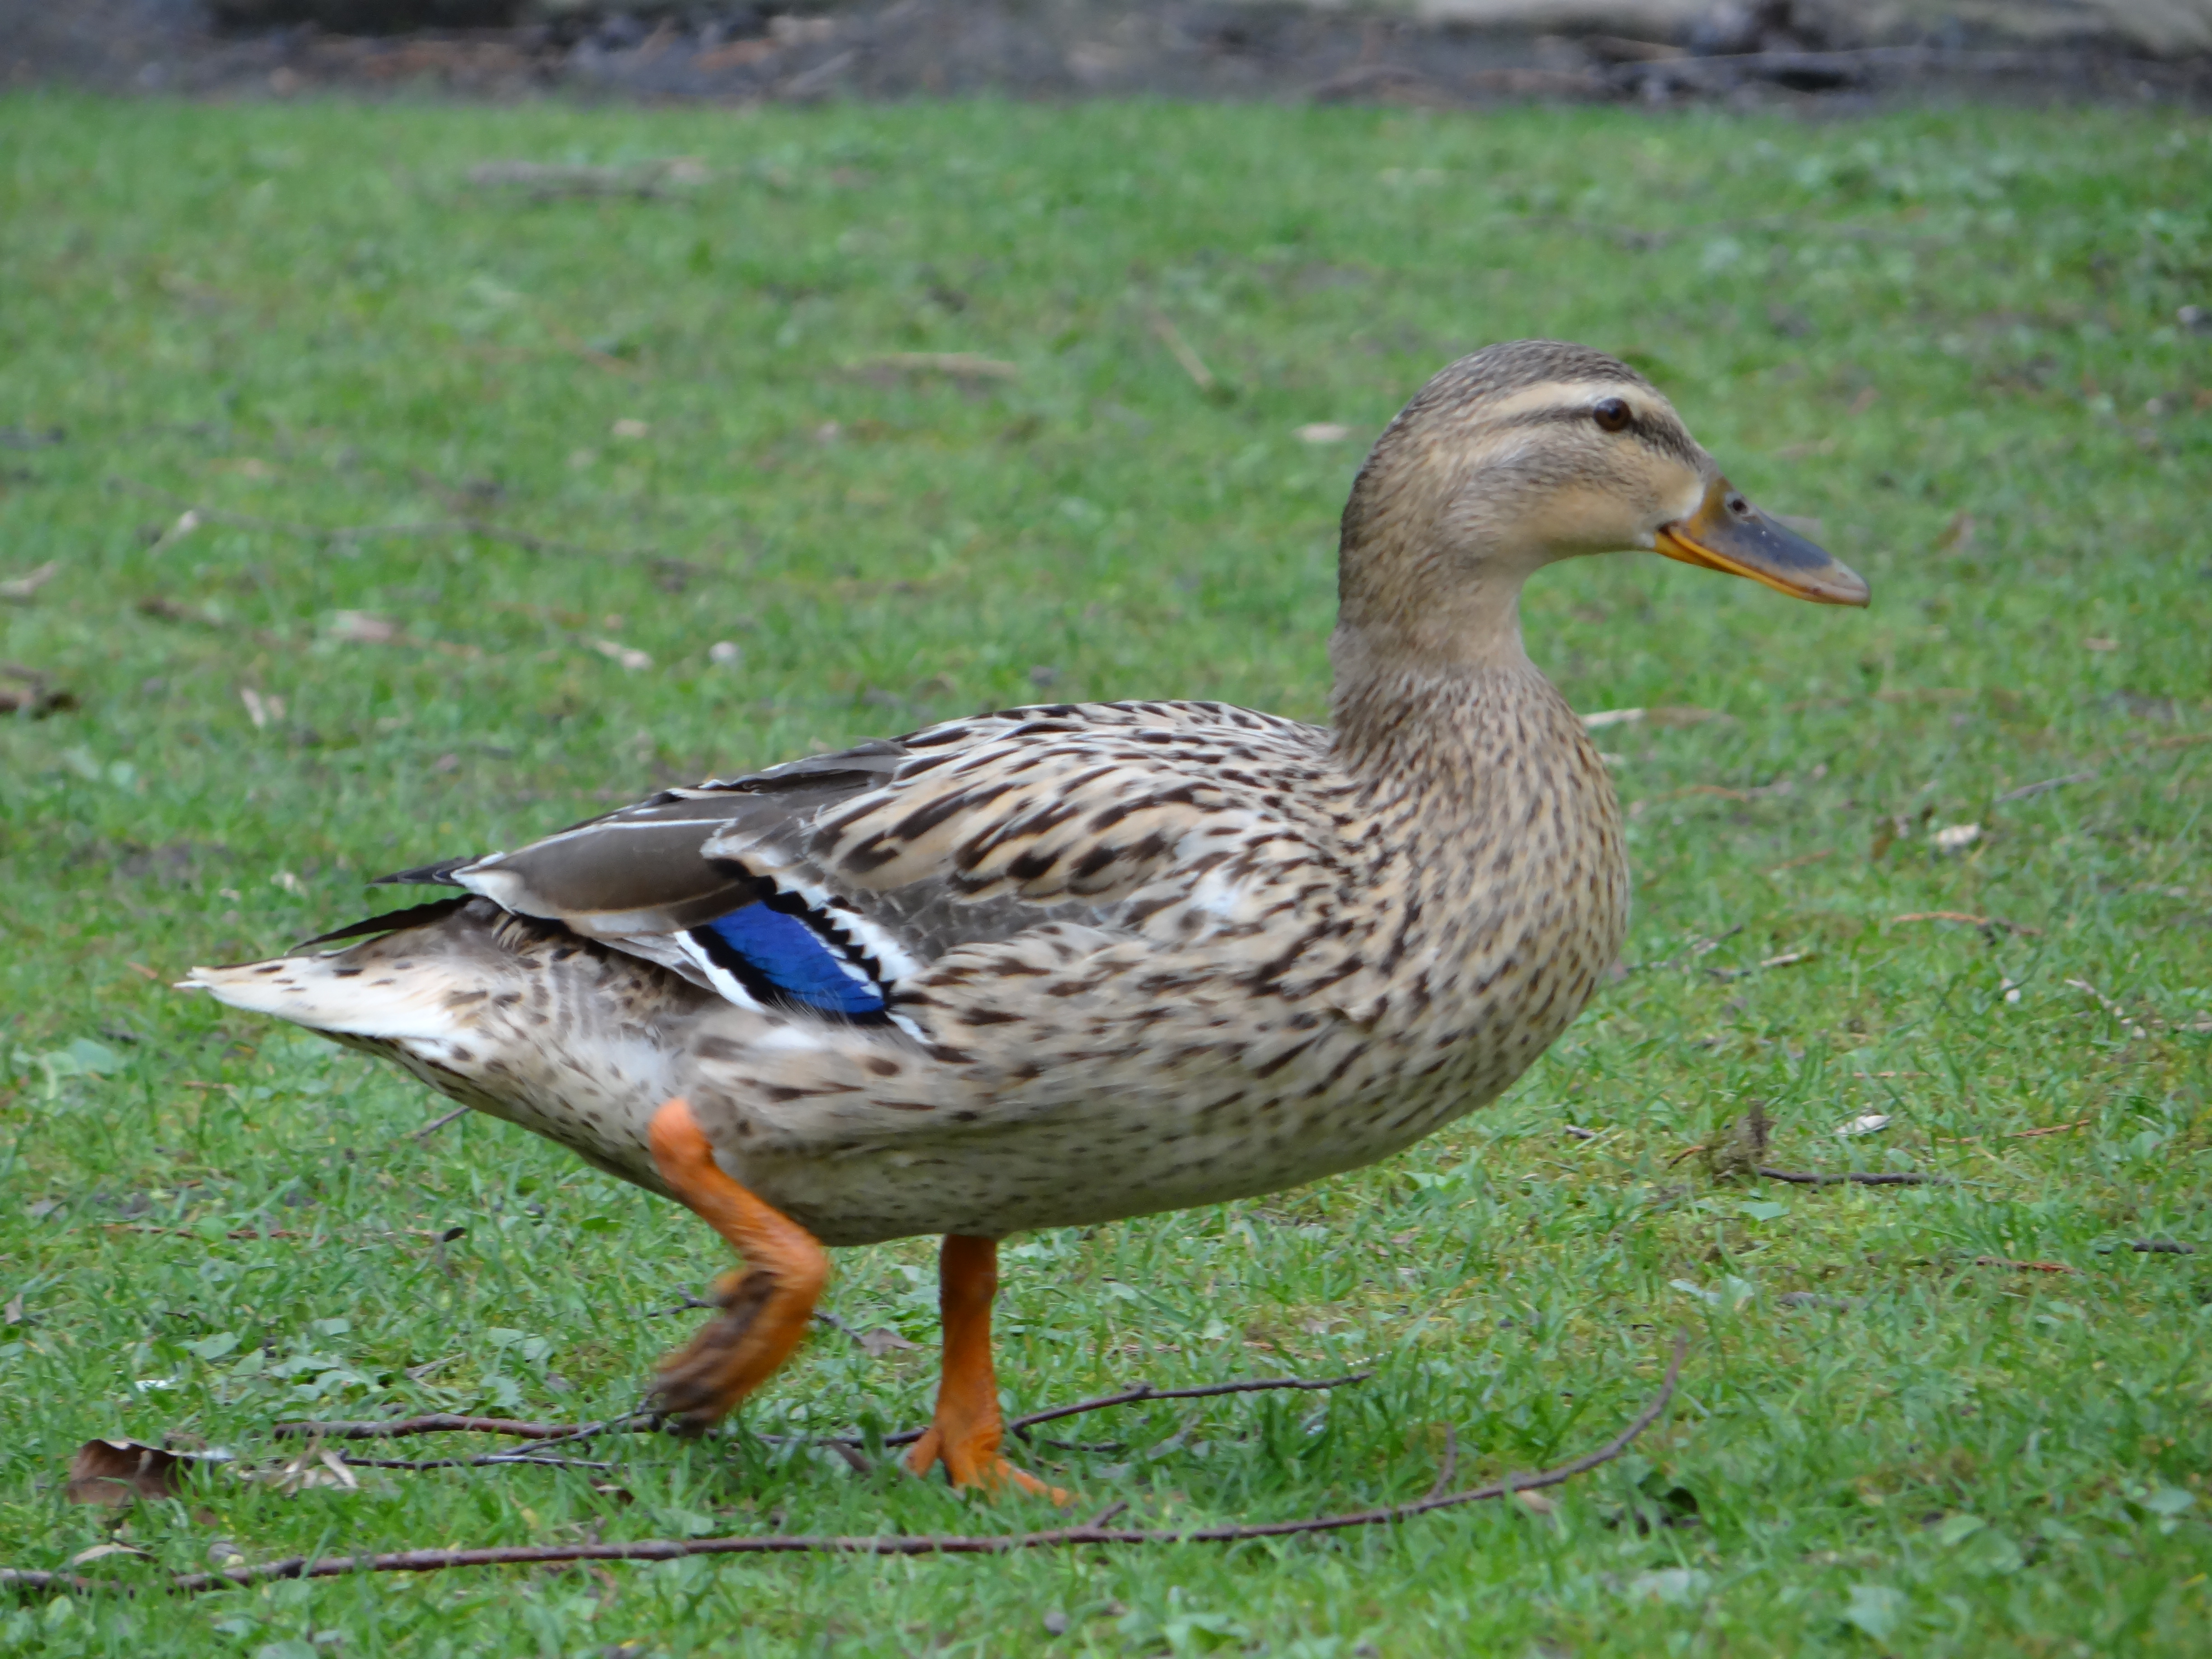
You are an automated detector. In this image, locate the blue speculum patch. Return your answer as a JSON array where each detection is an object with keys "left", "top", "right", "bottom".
[{"left": 700, "top": 904, "right": 887, "bottom": 1017}]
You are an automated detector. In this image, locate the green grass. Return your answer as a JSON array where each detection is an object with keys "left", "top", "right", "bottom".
[{"left": 1, "top": 89, "right": 2208, "bottom": 1656}]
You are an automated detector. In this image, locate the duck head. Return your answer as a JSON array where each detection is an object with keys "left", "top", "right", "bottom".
[{"left": 1332, "top": 340, "right": 1868, "bottom": 680}]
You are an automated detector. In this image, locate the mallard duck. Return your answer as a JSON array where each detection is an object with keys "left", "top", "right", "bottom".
[{"left": 187, "top": 341, "right": 1866, "bottom": 1497}]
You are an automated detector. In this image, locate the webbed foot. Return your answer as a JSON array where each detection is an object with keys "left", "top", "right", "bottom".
[
  {"left": 902, "top": 1234, "right": 1072, "bottom": 1503},
  {"left": 645, "top": 1098, "right": 828, "bottom": 1431}
]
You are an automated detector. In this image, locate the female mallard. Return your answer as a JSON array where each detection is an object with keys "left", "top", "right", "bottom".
[{"left": 187, "top": 341, "right": 1866, "bottom": 1497}]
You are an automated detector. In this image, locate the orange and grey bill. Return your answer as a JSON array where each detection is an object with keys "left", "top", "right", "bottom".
[{"left": 1655, "top": 478, "right": 1871, "bottom": 607}]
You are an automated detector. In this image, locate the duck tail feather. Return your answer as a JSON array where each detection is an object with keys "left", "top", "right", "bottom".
[
  {"left": 373, "top": 857, "right": 478, "bottom": 887},
  {"left": 295, "top": 895, "right": 474, "bottom": 950},
  {"left": 178, "top": 910, "right": 494, "bottom": 1041}
]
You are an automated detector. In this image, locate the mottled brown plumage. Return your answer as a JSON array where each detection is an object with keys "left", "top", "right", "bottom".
[{"left": 186, "top": 341, "right": 1865, "bottom": 1460}]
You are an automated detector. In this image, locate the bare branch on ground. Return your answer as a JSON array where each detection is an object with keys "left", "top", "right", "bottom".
[
  {"left": 4, "top": 1342, "right": 1682, "bottom": 1595},
  {"left": 1755, "top": 1167, "right": 1947, "bottom": 1187}
]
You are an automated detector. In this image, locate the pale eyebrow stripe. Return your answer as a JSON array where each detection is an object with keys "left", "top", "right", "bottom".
[
  {"left": 1490, "top": 400, "right": 1704, "bottom": 467},
  {"left": 1459, "top": 379, "right": 1651, "bottom": 423}
]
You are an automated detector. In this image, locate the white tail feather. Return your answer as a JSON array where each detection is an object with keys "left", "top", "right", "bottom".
[{"left": 180, "top": 956, "right": 468, "bottom": 1042}]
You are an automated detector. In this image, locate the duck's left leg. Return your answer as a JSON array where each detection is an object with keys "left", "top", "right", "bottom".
[
  {"left": 904, "top": 1235, "right": 1070, "bottom": 1502},
  {"left": 647, "top": 1098, "right": 829, "bottom": 1430}
]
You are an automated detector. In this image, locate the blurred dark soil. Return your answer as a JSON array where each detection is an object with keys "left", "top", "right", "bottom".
[{"left": 4, "top": 0, "right": 2207, "bottom": 106}]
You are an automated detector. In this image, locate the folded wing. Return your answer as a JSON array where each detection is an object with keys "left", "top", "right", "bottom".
[{"left": 362, "top": 701, "right": 1334, "bottom": 1031}]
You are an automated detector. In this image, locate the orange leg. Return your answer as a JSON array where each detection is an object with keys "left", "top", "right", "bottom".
[
  {"left": 903, "top": 1234, "right": 1069, "bottom": 1502},
  {"left": 646, "top": 1098, "right": 828, "bottom": 1432}
]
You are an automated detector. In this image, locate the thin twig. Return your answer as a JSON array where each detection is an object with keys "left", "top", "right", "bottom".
[
  {"left": 1754, "top": 1167, "right": 1946, "bottom": 1187},
  {"left": 408, "top": 1106, "right": 471, "bottom": 1140},
  {"left": 1935, "top": 1118, "right": 2090, "bottom": 1144},
  {"left": 1423, "top": 1425, "right": 1459, "bottom": 1502},
  {"left": 1628, "top": 923, "right": 1745, "bottom": 975},
  {"left": 1147, "top": 310, "right": 1218, "bottom": 394},
  {"left": 646, "top": 1294, "right": 721, "bottom": 1318},
  {"left": 1991, "top": 771, "right": 2096, "bottom": 806},
  {"left": 272, "top": 1374, "right": 1372, "bottom": 1462},
  {"left": 273, "top": 1414, "right": 581, "bottom": 1441},
  {"left": 0, "top": 561, "right": 60, "bottom": 602},
  {"left": 1972, "top": 1256, "right": 2075, "bottom": 1275},
  {"left": 991, "top": 1371, "right": 1372, "bottom": 1450},
  {"left": 337, "top": 1453, "right": 616, "bottom": 1472},
  {"left": 847, "top": 352, "right": 1018, "bottom": 382},
  {"left": 2062, "top": 977, "right": 2197, "bottom": 1036},
  {"left": 8, "top": 1343, "right": 1682, "bottom": 1595},
  {"left": 811, "top": 1308, "right": 868, "bottom": 1343},
  {"left": 273, "top": 1412, "right": 651, "bottom": 1448},
  {"left": 133, "top": 595, "right": 286, "bottom": 649},
  {"left": 1890, "top": 911, "right": 2043, "bottom": 937}
]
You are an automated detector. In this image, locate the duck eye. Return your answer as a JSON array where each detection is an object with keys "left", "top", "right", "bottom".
[{"left": 1591, "top": 398, "right": 1632, "bottom": 433}]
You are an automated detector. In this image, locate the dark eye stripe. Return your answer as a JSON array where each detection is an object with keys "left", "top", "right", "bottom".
[{"left": 1491, "top": 404, "right": 1702, "bottom": 466}]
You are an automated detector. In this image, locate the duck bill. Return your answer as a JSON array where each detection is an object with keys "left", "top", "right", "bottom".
[{"left": 1654, "top": 480, "right": 1870, "bottom": 607}]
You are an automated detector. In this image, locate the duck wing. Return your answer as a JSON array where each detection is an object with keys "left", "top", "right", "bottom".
[{"left": 364, "top": 700, "right": 1336, "bottom": 1032}]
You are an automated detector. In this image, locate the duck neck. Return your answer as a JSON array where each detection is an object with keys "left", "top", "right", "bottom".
[{"left": 1326, "top": 576, "right": 1538, "bottom": 779}]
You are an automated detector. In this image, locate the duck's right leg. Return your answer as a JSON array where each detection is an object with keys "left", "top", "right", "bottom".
[
  {"left": 904, "top": 1235, "right": 1070, "bottom": 1502},
  {"left": 646, "top": 1097, "right": 829, "bottom": 1430}
]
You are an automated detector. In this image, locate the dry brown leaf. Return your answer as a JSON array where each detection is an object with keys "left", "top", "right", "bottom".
[
  {"left": 1973, "top": 1256, "right": 2076, "bottom": 1275},
  {"left": 327, "top": 609, "right": 402, "bottom": 645},
  {"left": 0, "top": 663, "right": 75, "bottom": 717},
  {"left": 66, "top": 1439, "right": 196, "bottom": 1507},
  {"left": 318, "top": 1448, "right": 361, "bottom": 1490},
  {"left": 849, "top": 351, "right": 1018, "bottom": 383},
  {"left": 234, "top": 1447, "right": 360, "bottom": 1494},
  {"left": 1759, "top": 848, "right": 1834, "bottom": 876},
  {"left": 1889, "top": 909, "right": 2043, "bottom": 937},
  {"left": 1147, "top": 312, "right": 1217, "bottom": 392},
  {"left": 68, "top": 1542, "right": 152, "bottom": 1566},
  {"left": 0, "top": 560, "right": 60, "bottom": 601},
  {"left": 0, "top": 683, "right": 75, "bottom": 716}
]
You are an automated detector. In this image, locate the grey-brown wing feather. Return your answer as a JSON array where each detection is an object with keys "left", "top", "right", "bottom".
[
  {"left": 407, "top": 741, "right": 911, "bottom": 939},
  {"left": 356, "top": 708, "right": 1325, "bottom": 978}
]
